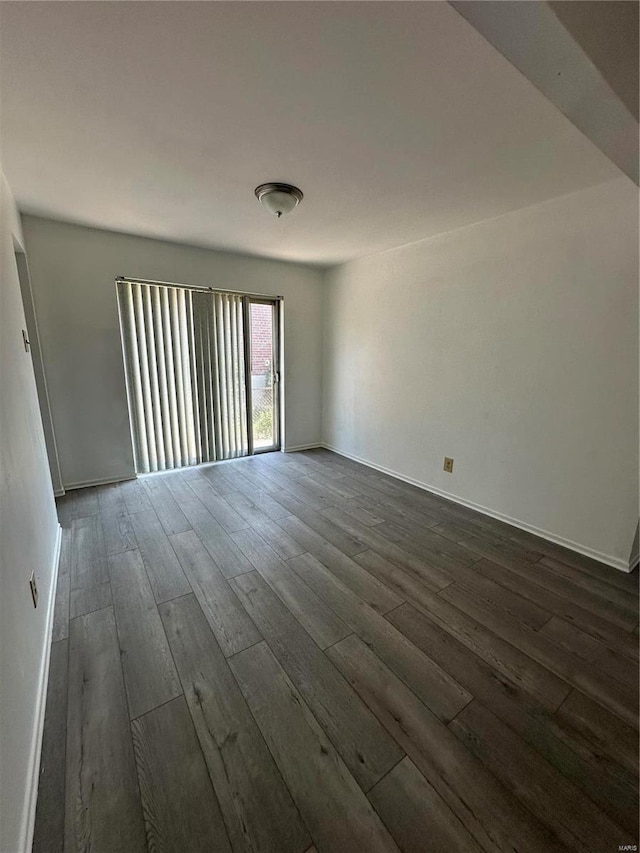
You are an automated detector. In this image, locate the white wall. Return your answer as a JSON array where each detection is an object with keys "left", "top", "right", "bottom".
[
  {"left": 0, "top": 174, "right": 60, "bottom": 852},
  {"left": 322, "top": 177, "right": 639, "bottom": 569},
  {"left": 22, "top": 217, "right": 325, "bottom": 488}
]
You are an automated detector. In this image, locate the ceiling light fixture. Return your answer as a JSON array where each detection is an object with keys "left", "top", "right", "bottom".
[{"left": 255, "top": 182, "right": 303, "bottom": 218}]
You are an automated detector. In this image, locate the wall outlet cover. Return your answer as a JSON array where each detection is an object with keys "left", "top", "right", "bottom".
[{"left": 443, "top": 457, "right": 454, "bottom": 473}]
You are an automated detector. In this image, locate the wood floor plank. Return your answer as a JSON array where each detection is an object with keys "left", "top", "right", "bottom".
[
  {"left": 433, "top": 562, "right": 551, "bottom": 630},
  {"left": 288, "top": 450, "right": 349, "bottom": 480},
  {"left": 248, "top": 462, "right": 335, "bottom": 510},
  {"left": 278, "top": 515, "right": 402, "bottom": 613},
  {"left": 97, "top": 482, "right": 127, "bottom": 515},
  {"left": 540, "top": 614, "right": 639, "bottom": 690},
  {"left": 101, "top": 510, "right": 137, "bottom": 556},
  {"left": 261, "top": 453, "right": 316, "bottom": 478},
  {"left": 229, "top": 481, "right": 291, "bottom": 519},
  {"left": 397, "top": 589, "right": 571, "bottom": 710},
  {"left": 170, "top": 529, "right": 261, "bottom": 657},
  {"left": 68, "top": 486, "right": 100, "bottom": 521},
  {"left": 322, "top": 498, "right": 385, "bottom": 527},
  {"left": 538, "top": 556, "right": 640, "bottom": 614},
  {"left": 474, "top": 557, "right": 639, "bottom": 659},
  {"left": 108, "top": 549, "right": 182, "bottom": 719},
  {"left": 118, "top": 478, "right": 152, "bottom": 513},
  {"left": 288, "top": 552, "right": 471, "bottom": 722},
  {"left": 532, "top": 544, "right": 639, "bottom": 592},
  {"left": 459, "top": 515, "right": 634, "bottom": 586},
  {"left": 131, "top": 695, "right": 232, "bottom": 853},
  {"left": 353, "top": 491, "right": 443, "bottom": 535},
  {"left": 355, "top": 535, "right": 456, "bottom": 596},
  {"left": 209, "top": 464, "right": 272, "bottom": 499},
  {"left": 226, "top": 490, "right": 306, "bottom": 559},
  {"left": 271, "top": 488, "right": 370, "bottom": 556},
  {"left": 597, "top": 646, "right": 640, "bottom": 691},
  {"left": 539, "top": 616, "right": 610, "bottom": 660},
  {"left": 231, "top": 570, "right": 403, "bottom": 789},
  {"left": 388, "top": 602, "right": 639, "bottom": 835},
  {"left": 372, "top": 521, "right": 482, "bottom": 574},
  {"left": 65, "top": 607, "right": 146, "bottom": 852},
  {"left": 450, "top": 700, "right": 635, "bottom": 851},
  {"left": 440, "top": 582, "right": 639, "bottom": 727},
  {"left": 69, "top": 581, "right": 112, "bottom": 619},
  {"left": 354, "top": 549, "right": 450, "bottom": 605},
  {"left": 159, "top": 593, "right": 310, "bottom": 853},
  {"left": 381, "top": 520, "right": 516, "bottom": 573},
  {"left": 327, "top": 633, "right": 565, "bottom": 853},
  {"left": 179, "top": 499, "right": 253, "bottom": 578},
  {"left": 70, "top": 514, "right": 109, "bottom": 590},
  {"left": 156, "top": 470, "right": 197, "bottom": 505},
  {"left": 128, "top": 509, "right": 191, "bottom": 603},
  {"left": 466, "top": 550, "right": 637, "bottom": 631},
  {"left": 557, "top": 689, "right": 639, "bottom": 776},
  {"left": 186, "top": 476, "right": 250, "bottom": 533},
  {"left": 142, "top": 476, "right": 192, "bottom": 535},
  {"left": 346, "top": 472, "right": 450, "bottom": 520},
  {"left": 231, "top": 529, "right": 351, "bottom": 649},
  {"left": 323, "top": 508, "right": 459, "bottom": 587},
  {"left": 229, "top": 640, "right": 400, "bottom": 853},
  {"left": 52, "top": 528, "right": 72, "bottom": 642},
  {"left": 33, "top": 639, "right": 68, "bottom": 853},
  {"left": 368, "top": 757, "right": 484, "bottom": 853},
  {"left": 298, "top": 472, "right": 363, "bottom": 501},
  {"left": 176, "top": 464, "right": 205, "bottom": 481},
  {"left": 211, "top": 462, "right": 293, "bottom": 518},
  {"left": 433, "top": 520, "right": 543, "bottom": 564},
  {"left": 197, "top": 463, "right": 239, "bottom": 496}
]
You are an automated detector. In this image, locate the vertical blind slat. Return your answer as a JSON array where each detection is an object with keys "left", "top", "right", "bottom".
[
  {"left": 141, "top": 285, "right": 165, "bottom": 470},
  {"left": 169, "top": 288, "right": 188, "bottom": 466},
  {"left": 161, "top": 287, "right": 182, "bottom": 467},
  {"left": 193, "top": 294, "right": 210, "bottom": 463},
  {"left": 152, "top": 286, "right": 173, "bottom": 469},
  {"left": 117, "top": 283, "right": 150, "bottom": 473},
  {"left": 185, "top": 290, "right": 202, "bottom": 464},
  {"left": 209, "top": 294, "right": 223, "bottom": 458},
  {"left": 133, "top": 284, "right": 158, "bottom": 472}
]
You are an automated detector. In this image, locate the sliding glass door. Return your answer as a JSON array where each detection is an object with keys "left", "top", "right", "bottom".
[
  {"left": 116, "top": 279, "right": 280, "bottom": 473},
  {"left": 248, "top": 299, "right": 280, "bottom": 453}
]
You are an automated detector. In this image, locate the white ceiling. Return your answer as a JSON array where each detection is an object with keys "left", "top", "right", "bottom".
[{"left": 0, "top": 1, "right": 622, "bottom": 267}]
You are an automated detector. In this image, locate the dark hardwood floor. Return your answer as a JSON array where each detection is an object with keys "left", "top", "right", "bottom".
[{"left": 34, "top": 449, "right": 639, "bottom": 852}]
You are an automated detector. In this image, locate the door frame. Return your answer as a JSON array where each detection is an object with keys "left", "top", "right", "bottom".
[{"left": 245, "top": 296, "right": 281, "bottom": 454}]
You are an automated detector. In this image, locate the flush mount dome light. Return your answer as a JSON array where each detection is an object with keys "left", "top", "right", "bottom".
[{"left": 255, "top": 182, "right": 303, "bottom": 218}]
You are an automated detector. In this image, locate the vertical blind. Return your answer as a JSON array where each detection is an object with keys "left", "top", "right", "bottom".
[{"left": 117, "top": 280, "right": 248, "bottom": 473}]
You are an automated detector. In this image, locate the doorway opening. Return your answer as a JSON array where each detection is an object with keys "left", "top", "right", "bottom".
[{"left": 116, "top": 278, "right": 281, "bottom": 473}]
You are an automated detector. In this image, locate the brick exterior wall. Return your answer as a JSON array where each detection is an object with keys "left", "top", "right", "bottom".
[{"left": 250, "top": 303, "right": 273, "bottom": 377}]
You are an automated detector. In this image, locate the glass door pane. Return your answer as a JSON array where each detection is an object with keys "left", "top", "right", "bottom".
[{"left": 249, "top": 300, "right": 279, "bottom": 451}]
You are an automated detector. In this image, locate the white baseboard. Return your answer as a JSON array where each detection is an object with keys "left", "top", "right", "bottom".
[
  {"left": 321, "top": 443, "right": 632, "bottom": 573},
  {"left": 64, "top": 473, "right": 136, "bottom": 490},
  {"left": 284, "top": 443, "right": 323, "bottom": 453},
  {"left": 53, "top": 488, "right": 65, "bottom": 498},
  {"left": 22, "top": 522, "right": 62, "bottom": 853}
]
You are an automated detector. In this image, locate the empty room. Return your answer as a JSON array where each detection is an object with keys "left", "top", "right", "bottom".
[{"left": 0, "top": 2, "right": 638, "bottom": 852}]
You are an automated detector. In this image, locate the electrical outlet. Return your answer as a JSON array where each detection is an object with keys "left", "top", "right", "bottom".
[
  {"left": 443, "top": 457, "right": 454, "bottom": 473},
  {"left": 29, "top": 572, "right": 38, "bottom": 608}
]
